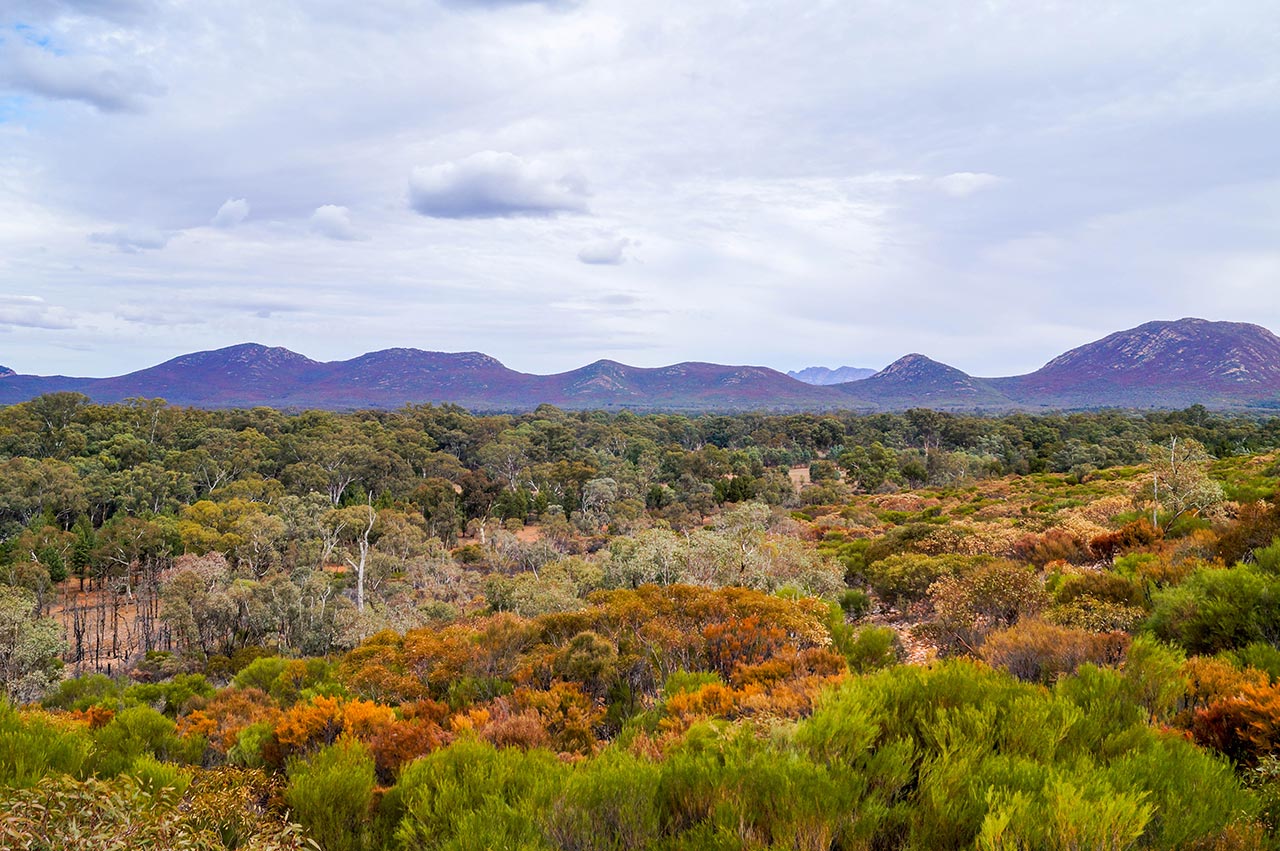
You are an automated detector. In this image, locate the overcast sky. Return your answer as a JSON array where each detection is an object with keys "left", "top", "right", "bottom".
[{"left": 1, "top": 0, "right": 1278, "bottom": 379}]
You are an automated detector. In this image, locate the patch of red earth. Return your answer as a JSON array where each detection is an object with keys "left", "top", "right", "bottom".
[{"left": 513, "top": 525, "right": 543, "bottom": 543}]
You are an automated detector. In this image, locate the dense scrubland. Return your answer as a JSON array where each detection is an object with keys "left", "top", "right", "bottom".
[{"left": 4, "top": 394, "right": 1280, "bottom": 849}]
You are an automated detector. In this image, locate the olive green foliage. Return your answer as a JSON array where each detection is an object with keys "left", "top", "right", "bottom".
[
  {"left": 863, "top": 553, "right": 991, "bottom": 611},
  {"left": 1146, "top": 564, "right": 1280, "bottom": 655},
  {"left": 980, "top": 620, "right": 1130, "bottom": 685},
  {"left": 91, "top": 704, "right": 203, "bottom": 776},
  {"left": 2, "top": 696, "right": 311, "bottom": 847},
  {"left": 545, "top": 750, "right": 660, "bottom": 851},
  {"left": 663, "top": 669, "right": 725, "bottom": 697},
  {"left": 838, "top": 587, "right": 871, "bottom": 618},
  {"left": 924, "top": 560, "right": 1050, "bottom": 654},
  {"left": 41, "top": 672, "right": 122, "bottom": 711},
  {"left": 0, "top": 698, "right": 92, "bottom": 789},
  {"left": 125, "top": 673, "right": 216, "bottom": 716},
  {"left": 795, "top": 661, "right": 1258, "bottom": 850},
  {"left": 826, "top": 609, "right": 903, "bottom": 674},
  {"left": 392, "top": 738, "right": 569, "bottom": 851},
  {"left": 235, "top": 656, "right": 338, "bottom": 706},
  {"left": 286, "top": 739, "right": 376, "bottom": 851}
]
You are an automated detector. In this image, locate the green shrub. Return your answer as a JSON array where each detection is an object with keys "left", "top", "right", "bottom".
[
  {"left": 391, "top": 738, "right": 568, "bottom": 851},
  {"left": 546, "top": 750, "right": 660, "bottom": 851},
  {"left": 0, "top": 697, "right": 93, "bottom": 788},
  {"left": 838, "top": 588, "right": 871, "bottom": 619},
  {"left": 90, "top": 704, "right": 189, "bottom": 777},
  {"left": 1055, "top": 572, "right": 1145, "bottom": 608},
  {"left": 1252, "top": 537, "right": 1280, "bottom": 575},
  {"left": 864, "top": 553, "right": 988, "bottom": 611},
  {"left": 840, "top": 625, "right": 902, "bottom": 674},
  {"left": 228, "top": 721, "right": 274, "bottom": 769},
  {"left": 663, "top": 670, "right": 724, "bottom": 698},
  {"left": 232, "top": 656, "right": 288, "bottom": 692},
  {"left": 41, "top": 673, "right": 122, "bottom": 712},
  {"left": 286, "top": 739, "right": 376, "bottom": 851},
  {"left": 1232, "top": 642, "right": 1280, "bottom": 682},
  {"left": 1146, "top": 564, "right": 1280, "bottom": 655},
  {"left": 657, "top": 724, "right": 851, "bottom": 848},
  {"left": 126, "top": 753, "right": 192, "bottom": 802},
  {"left": 124, "top": 673, "right": 215, "bottom": 717}
]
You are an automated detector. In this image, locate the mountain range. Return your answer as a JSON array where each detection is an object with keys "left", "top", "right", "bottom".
[{"left": 4, "top": 318, "right": 1280, "bottom": 413}]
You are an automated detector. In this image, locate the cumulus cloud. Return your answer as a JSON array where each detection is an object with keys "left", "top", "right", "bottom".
[
  {"left": 408, "top": 152, "right": 589, "bottom": 219},
  {"left": 0, "top": 296, "right": 74, "bottom": 330},
  {"left": 578, "top": 236, "right": 631, "bottom": 266},
  {"left": 934, "top": 172, "right": 1004, "bottom": 198},
  {"left": 309, "top": 205, "right": 362, "bottom": 241},
  {"left": 211, "top": 198, "right": 250, "bottom": 228},
  {"left": 0, "top": 40, "right": 163, "bottom": 112},
  {"left": 88, "top": 226, "right": 172, "bottom": 252}
]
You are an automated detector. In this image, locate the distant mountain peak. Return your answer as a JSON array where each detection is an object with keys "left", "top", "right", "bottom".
[
  {"left": 350, "top": 349, "right": 507, "bottom": 370},
  {"left": 873, "top": 353, "right": 960, "bottom": 380},
  {"left": 0, "top": 365, "right": 14, "bottom": 378},
  {"left": 166, "top": 343, "right": 319, "bottom": 371},
  {"left": 787, "top": 365, "right": 876, "bottom": 385}
]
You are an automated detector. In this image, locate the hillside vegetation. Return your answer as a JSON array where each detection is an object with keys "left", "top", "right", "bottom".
[{"left": 4, "top": 395, "right": 1280, "bottom": 849}]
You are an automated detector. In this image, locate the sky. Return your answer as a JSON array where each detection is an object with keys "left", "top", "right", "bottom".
[{"left": 1, "top": 0, "right": 1278, "bottom": 379}]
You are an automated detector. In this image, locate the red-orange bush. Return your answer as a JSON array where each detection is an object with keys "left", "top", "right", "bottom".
[{"left": 1191, "top": 683, "right": 1280, "bottom": 765}]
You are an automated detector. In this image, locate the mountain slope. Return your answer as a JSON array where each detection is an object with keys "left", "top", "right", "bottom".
[
  {"left": 297, "top": 349, "right": 537, "bottom": 409},
  {"left": 542, "top": 361, "right": 840, "bottom": 409},
  {"left": 88, "top": 344, "right": 325, "bottom": 405},
  {"left": 994, "top": 318, "right": 1280, "bottom": 408}
]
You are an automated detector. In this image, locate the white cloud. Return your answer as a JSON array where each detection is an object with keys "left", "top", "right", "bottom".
[
  {"left": 408, "top": 152, "right": 589, "bottom": 219},
  {"left": 934, "top": 172, "right": 1004, "bottom": 198},
  {"left": 211, "top": 198, "right": 250, "bottom": 228},
  {"left": 578, "top": 236, "right": 631, "bottom": 265},
  {"left": 309, "top": 205, "right": 362, "bottom": 241},
  {"left": 0, "top": 39, "right": 163, "bottom": 112},
  {"left": 0, "top": 295, "right": 75, "bottom": 330},
  {"left": 88, "top": 226, "right": 173, "bottom": 252}
]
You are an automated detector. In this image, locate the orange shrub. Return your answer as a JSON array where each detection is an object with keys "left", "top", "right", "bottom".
[
  {"left": 368, "top": 717, "right": 446, "bottom": 779},
  {"left": 480, "top": 710, "right": 551, "bottom": 751},
  {"left": 980, "top": 620, "right": 1129, "bottom": 684},
  {"left": 175, "top": 708, "right": 218, "bottom": 742},
  {"left": 515, "top": 682, "right": 602, "bottom": 755},
  {"left": 1191, "top": 682, "right": 1280, "bottom": 764},
  {"left": 341, "top": 698, "right": 396, "bottom": 739},
  {"left": 1182, "top": 657, "right": 1270, "bottom": 710},
  {"left": 703, "top": 616, "right": 787, "bottom": 678},
  {"left": 274, "top": 695, "right": 344, "bottom": 752},
  {"left": 69, "top": 705, "right": 116, "bottom": 730},
  {"left": 195, "top": 687, "right": 281, "bottom": 753},
  {"left": 1089, "top": 518, "right": 1163, "bottom": 562}
]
